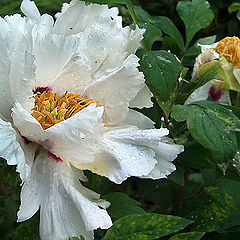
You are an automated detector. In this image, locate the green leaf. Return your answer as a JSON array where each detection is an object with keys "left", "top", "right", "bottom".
[
  {"left": 228, "top": 3, "right": 240, "bottom": 13},
  {"left": 102, "top": 213, "right": 192, "bottom": 240},
  {"left": 178, "top": 141, "right": 215, "bottom": 170},
  {"left": 103, "top": 192, "right": 145, "bottom": 219},
  {"left": 137, "top": 49, "right": 182, "bottom": 116},
  {"left": 150, "top": 16, "right": 184, "bottom": 51},
  {"left": 171, "top": 104, "right": 191, "bottom": 122},
  {"left": 177, "top": 0, "right": 214, "bottom": 48},
  {"left": 82, "top": 0, "right": 132, "bottom": 5},
  {"left": 237, "top": 10, "right": 240, "bottom": 21},
  {"left": 168, "top": 165, "right": 185, "bottom": 186},
  {"left": 181, "top": 178, "right": 240, "bottom": 232},
  {"left": 138, "top": 22, "right": 162, "bottom": 50},
  {"left": 183, "top": 60, "right": 219, "bottom": 97},
  {"left": 197, "top": 35, "right": 216, "bottom": 45},
  {"left": 169, "top": 232, "right": 205, "bottom": 240},
  {"left": 172, "top": 101, "right": 238, "bottom": 160},
  {"left": 133, "top": 7, "right": 162, "bottom": 49}
]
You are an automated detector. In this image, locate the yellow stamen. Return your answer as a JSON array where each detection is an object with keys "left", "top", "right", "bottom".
[
  {"left": 213, "top": 36, "right": 240, "bottom": 67},
  {"left": 32, "top": 90, "right": 96, "bottom": 130}
]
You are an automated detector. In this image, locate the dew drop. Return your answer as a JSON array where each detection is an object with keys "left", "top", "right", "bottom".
[{"left": 141, "top": 132, "right": 146, "bottom": 137}]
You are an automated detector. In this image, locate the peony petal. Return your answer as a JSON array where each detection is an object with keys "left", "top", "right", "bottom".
[
  {"left": 34, "top": 34, "right": 78, "bottom": 89},
  {"left": 12, "top": 102, "right": 104, "bottom": 166},
  {"left": 18, "top": 150, "right": 112, "bottom": 240},
  {"left": 85, "top": 54, "right": 145, "bottom": 124},
  {"left": 192, "top": 43, "right": 218, "bottom": 76},
  {"left": 144, "top": 142, "right": 184, "bottom": 179},
  {"left": 185, "top": 81, "right": 231, "bottom": 105},
  {"left": 123, "top": 109, "right": 155, "bottom": 130},
  {"left": 21, "top": 0, "right": 41, "bottom": 21},
  {"left": 129, "top": 84, "right": 153, "bottom": 109},
  {"left": 76, "top": 126, "right": 181, "bottom": 184},
  {"left": 0, "top": 14, "right": 36, "bottom": 120},
  {"left": 53, "top": 0, "right": 119, "bottom": 36},
  {"left": 45, "top": 104, "right": 104, "bottom": 165},
  {"left": 0, "top": 118, "right": 26, "bottom": 180},
  {"left": 185, "top": 81, "right": 213, "bottom": 105}
]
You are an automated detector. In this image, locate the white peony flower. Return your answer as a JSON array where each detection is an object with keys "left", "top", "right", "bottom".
[
  {"left": 0, "top": 0, "right": 184, "bottom": 239},
  {"left": 185, "top": 43, "right": 231, "bottom": 105}
]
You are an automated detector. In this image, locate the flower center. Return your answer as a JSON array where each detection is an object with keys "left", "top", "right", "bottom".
[
  {"left": 32, "top": 90, "right": 96, "bottom": 130},
  {"left": 213, "top": 36, "right": 240, "bottom": 67}
]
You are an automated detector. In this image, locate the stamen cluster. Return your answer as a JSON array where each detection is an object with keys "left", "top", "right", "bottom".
[
  {"left": 32, "top": 90, "right": 96, "bottom": 129},
  {"left": 213, "top": 36, "right": 240, "bottom": 67}
]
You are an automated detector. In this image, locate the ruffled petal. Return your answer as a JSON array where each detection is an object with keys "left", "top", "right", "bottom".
[
  {"left": 192, "top": 43, "right": 218, "bottom": 76},
  {"left": 20, "top": 0, "right": 41, "bottom": 21},
  {"left": 85, "top": 54, "right": 145, "bottom": 124},
  {"left": 12, "top": 102, "right": 104, "bottom": 165},
  {"left": 129, "top": 84, "right": 153, "bottom": 109},
  {"left": 53, "top": 0, "right": 119, "bottom": 35},
  {"left": 45, "top": 104, "right": 104, "bottom": 165},
  {"left": 0, "top": 14, "right": 35, "bottom": 120},
  {"left": 34, "top": 34, "right": 78, "bottom": 89},
  {"left": 18, "top": 151, "right": 112, "bottom": 240},
  {"left": 76, "top": 126, "right": 182, "bottom": 184},
  {"left": 0, "top": 118, "right": 26, "bottom": 180},
  {"left": 144, "top": 141, "right": 184, "bottom": 179},
  {"left": 123, "top": 110, "right": 155, "bottom": 130}
]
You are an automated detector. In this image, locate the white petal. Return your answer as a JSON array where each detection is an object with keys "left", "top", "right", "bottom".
[
  {"left": 12, "top": 102, "right": 45, "bottom": 141},
  {"left": 32, "top": 14, "right": 54, "bottom": 39},
  {"left": 184, "top": 81, "right": 231, "bottom": 105},
  {"left": 123, "top": 110, "right": 155, "bottom": 129},
  {"left": 185, "top": 81, "right": 213, "bottom": 105},
  {"left": 192, "top": 43, "right": 218, "bottom": 76},
  {"left": 53, "top": 1, "right": 119, "bottom": 35},
  {"left": 144, "top": 142, "right": 184, "bottom": 179},
  {"left": 0, "top": 14, "right": 36, "bottom": 120},
  {"left": 45, "top": 104, "right": 104, "bottom": 165},
  {"left": 21, "top": 0, "right": 41, "bottom": 21},
  {"left": 34, "top": 34, "right": 78, "bottom": 88},
  {"left": 85, "top": 54, "right": 145, "bottom": 124},
  {"left": 18, "top": 151, "right": 112, "bottom": 240},
  {"left": 77, "top": 20, "right": 144, "bottom": 73},
  {"left": 80, "top": 127, "right": 177, "bottom": 184},
  {"left": 12, "top": 102, "right": 104, "bottom": 166},
  {"left": 129, "top": 84, "right": 153, "bottom": 109},
  {"left": 233, "top": 68, "right": 240, "bottom": 84},
  {"left": 0, "top": 118, "right": 26, "bottom": 180},
  {"left": 0, "top": 33, "right": 13, "bottom": 120}
]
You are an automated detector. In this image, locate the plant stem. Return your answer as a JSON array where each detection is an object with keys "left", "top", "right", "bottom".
[{"left": 171, "top": 167, "right": 190, "bottom": 215}]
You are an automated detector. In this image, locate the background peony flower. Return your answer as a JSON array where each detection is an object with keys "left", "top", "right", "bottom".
[
  {"left": 0, "top": 0, "right": 184, "bottom": 239},
  {"left": 185, "top": 43, "right": 231, "bottom": 105}
]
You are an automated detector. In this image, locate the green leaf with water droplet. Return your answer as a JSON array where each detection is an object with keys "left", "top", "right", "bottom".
[
  {"left": 172, "top": 100, "right": 239, "bottom": 162},
  {"left": 137, "top": 49, "right": 182, "bottom": 116},
  {"left": 150, "top": 16, "right": 184, "bottom": 51},
  {"left": 169, "top": 232, "right": 205, "bottom": 240},
  {"left": 103, "top": 192, "right": 145, "bottom": 219},
  {"left": 181, "top": 178, "right": 240, "bottom": 232},
  {"left": 102, "top": 213, "right": 192, "bottom": 240},
  {"left": 177, "top": 0, "right": 214, "bottom": 48}
]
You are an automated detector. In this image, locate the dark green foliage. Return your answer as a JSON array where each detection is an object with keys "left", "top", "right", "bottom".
[{"left": 1, "top": 0, "right": 240, "bottom": 240}]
